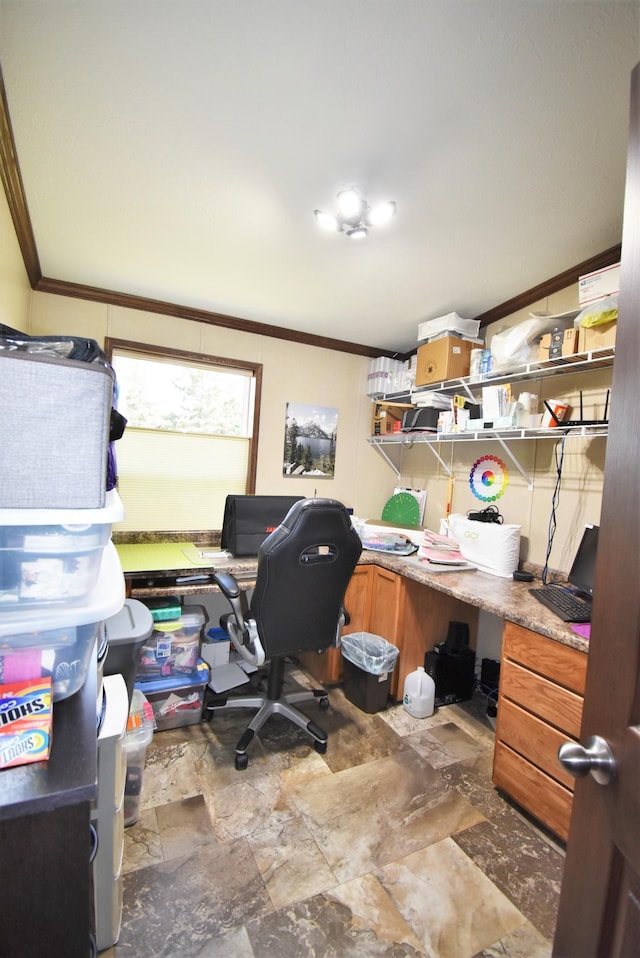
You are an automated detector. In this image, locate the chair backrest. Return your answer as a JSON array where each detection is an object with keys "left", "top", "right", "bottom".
[{"left": 250, "top": 498, "right": 362, "bottom": 656}]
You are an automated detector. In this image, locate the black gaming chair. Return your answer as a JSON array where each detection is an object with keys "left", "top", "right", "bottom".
[{"left": 207, "top": 498, "right": 362, "bottom": 769}]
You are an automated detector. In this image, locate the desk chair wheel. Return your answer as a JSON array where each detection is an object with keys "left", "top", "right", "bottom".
[
  {"left": 235, "top": 752, "right": 249, "bottom": 771},
  {"left": 314, "top": 740, "right": 328, "bottom": 755},
  {"left": 318, "top": 696, "right": 329, "bottom": 710}
]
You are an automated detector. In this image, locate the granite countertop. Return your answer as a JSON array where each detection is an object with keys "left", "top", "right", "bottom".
[{"left": 359, "top": 549, "right": 588, "bottom": 654}]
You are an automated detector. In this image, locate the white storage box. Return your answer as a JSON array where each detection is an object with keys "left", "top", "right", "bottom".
[
  {"left": 366, "top": 357, "right": 406, "bottom": 398},
  {"left": 447, "top": 514, "right": 521, "bottom": 578},
  {"left": 0, "top": 490, "right": 124, "bottom": 608},
  {"left": 0, "top": 350, "right": 114, "bottom": 509},
  {"left": 0, "top": 541, "right": 125, "bottom": 700}
]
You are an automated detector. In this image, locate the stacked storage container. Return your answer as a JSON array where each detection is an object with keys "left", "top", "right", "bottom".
[
  {"left": 134, "top": 602, "right": 209, "bottom": 730},
  {"left": 0, "top": 331, "right": 127, "bottom": 954},
  {"left": 0, "top": 492, "right": 126, "bottom": 704}
]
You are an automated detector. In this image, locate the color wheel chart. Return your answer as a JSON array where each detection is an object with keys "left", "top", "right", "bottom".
[{"left": 469, "top": 455, "right": 509, "bottom": 501}]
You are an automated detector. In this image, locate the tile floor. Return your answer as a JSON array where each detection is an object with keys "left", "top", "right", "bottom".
[{"left": 103, "top": 665, "right": 565, "bottom": 958}]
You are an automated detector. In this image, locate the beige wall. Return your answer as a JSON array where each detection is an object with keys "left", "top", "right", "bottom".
[
  {"left": 28, "top": 292, "right": 393, "bottom": 521},
  {"left": 0, "top": 185, "right": 31, "bottom": 330}
]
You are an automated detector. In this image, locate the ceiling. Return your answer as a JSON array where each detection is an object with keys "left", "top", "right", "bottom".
[{"left": 0, "top": 2, "right": 638, "bottom": 355}]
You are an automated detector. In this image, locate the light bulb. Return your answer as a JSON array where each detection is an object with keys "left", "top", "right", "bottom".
[
  {"left": 366, "top": 201, "right": 397, "bottom": 226},
  {"left": 346, "top": 226, "right": 368, "bottom": 239},
  {"left": 314, "top": 209, "right": 340, "bottom": 231},
  {"left": 337, "top": 189, "right": 364, "bottom": 219}
]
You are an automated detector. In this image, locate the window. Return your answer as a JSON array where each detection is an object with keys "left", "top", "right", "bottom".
[{"left": 106, "top": 339, "right": 261, "bottom": 532}]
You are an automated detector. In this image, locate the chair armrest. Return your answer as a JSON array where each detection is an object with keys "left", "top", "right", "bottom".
[{"left": 213, "top": 571, "right": 266, "bottom": 667}]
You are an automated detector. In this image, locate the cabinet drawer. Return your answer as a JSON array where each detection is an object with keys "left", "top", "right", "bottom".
[
  {"left": 503, "top": 621, "right": 587, "bottom": 694},
  {"left": 493, "top": 740, "right": 573, "bottom": 841},
  {"left": 497, "top": 697, "right": 577, "bottom": 790},
  {"left": 500, "top": 657, "right": 583, "bottom": 738}
]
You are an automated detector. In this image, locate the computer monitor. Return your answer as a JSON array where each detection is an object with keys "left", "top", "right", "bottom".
[{"left": 569, "top": 524, "right": 599, "bottom": 598}]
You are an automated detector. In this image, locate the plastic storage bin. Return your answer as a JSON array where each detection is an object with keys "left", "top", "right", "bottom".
[
  {"left": 134, "top": 659, "right": 209, "bottom": 730},
  {"left": 0, "top": 541, "right": 125, "bottom": 701},
  {"left": 341, "top": 632, "right": 399, "bottom": 714},
  {"left": 0, "top": 489, "right": 124, "bottom": 607},
  {"left": 123, "top": 688, "right": 155, "bottom": 826},
  {"left": 136, "top": 606, "right": 206, "bottom": 679},
  {"left": 104, "top": 599, "right": 154, "bottom": 708}
]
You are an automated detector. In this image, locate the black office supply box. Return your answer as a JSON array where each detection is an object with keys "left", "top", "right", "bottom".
[
  {"left": 221, "top": 495, "right": 304, "bottom": 556},
  {"left": 425, "top": 645, "right": 475, "bottom": 706}
]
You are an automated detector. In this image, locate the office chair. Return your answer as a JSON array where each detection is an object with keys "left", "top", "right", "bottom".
[{"left": 205, "top": 498, "right": 362, "bottom": 769}]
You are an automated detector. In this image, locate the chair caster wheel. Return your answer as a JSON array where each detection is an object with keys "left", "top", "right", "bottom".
[
  {"left": 235, "top": 753, "right": 249, "bottom": 771},
  {"left": 314, "top": 740, "right": 328, "bottom": 755},
  {"left": 319, "top": 696, "right": 329, "bottom": 710}
]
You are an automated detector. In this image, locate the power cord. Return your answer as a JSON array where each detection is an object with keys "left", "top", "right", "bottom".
[{"left": 541, "top": 434, "right": 567, "bottom": 585}]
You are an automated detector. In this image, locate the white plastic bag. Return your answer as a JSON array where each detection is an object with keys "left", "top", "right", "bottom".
[{"left": 447, "top": 514, "right": 521, "bottom": 577}]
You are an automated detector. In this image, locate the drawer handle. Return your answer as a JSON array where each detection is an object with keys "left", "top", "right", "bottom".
[
  {"left": 558, "top": 735, "right": 616, "bottom": 786},
  {"left": 89, "top": 823, "right": 99, "bottom": 863}
]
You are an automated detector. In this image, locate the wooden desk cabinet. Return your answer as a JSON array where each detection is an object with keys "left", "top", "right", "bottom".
[
  {"left": 492, "top": 621, "right": 587, "bottom": 841},
  {"left": 299, "top": 564, "right": 406, "bottom": 686}
]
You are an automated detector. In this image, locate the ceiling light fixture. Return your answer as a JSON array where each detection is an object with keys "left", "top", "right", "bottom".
[{"left": 314, "top": 188, "right": 396, "bottom": 238}]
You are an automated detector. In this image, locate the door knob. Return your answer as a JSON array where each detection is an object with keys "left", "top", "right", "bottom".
[{"left": 558, "top": 735, "right": 616, "bottom": 786}]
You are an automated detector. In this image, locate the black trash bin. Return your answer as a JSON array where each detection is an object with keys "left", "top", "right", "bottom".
[{"left": 340, "top": 631, "right": 399, "bottom": 713}]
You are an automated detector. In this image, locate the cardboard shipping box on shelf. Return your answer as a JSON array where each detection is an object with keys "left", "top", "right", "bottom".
[
  {"left": 415, "top": 336, "right": 474, "bottom": 387},
  {"left": 538, "top": 328, "right": 579, "bottom": 361},
  {"left": 578, "top": 321, "right": 617, "bottom": 352},
  {"left": 578, "top": 263, "right": 620, "bottom": 306},
  {"left": 371, "top": 402, "right": 414, "bottom": 435}
]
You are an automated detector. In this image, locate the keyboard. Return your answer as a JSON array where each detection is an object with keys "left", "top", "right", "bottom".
[{"left": 529, "top": 584, "right": 592, "bottom": 622}]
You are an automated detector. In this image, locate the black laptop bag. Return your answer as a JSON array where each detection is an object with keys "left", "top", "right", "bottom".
[{"left": 221, "top": 495, "right": 304, "bottom": 555}]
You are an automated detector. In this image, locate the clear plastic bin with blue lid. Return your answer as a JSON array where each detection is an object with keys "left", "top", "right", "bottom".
[
  {"left": 0, "top": 489, "right": 124, "bottom": 608},
  {"left": 137, "top": 604, "right": 206, "bottom": 679},
  {"left": 0, "top": 541, "right": 125, "bottom": 700}
]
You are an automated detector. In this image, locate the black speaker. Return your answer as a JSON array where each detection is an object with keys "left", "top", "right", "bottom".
[
  {"left": 425, "top": 634, "right": 475, "bottom": 707},
  {"left": 425, "top": 648, "right": 475, "bottom": 706}
]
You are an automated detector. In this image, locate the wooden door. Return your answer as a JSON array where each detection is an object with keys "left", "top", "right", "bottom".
[{"left": 553, "top": 61, "right": 640, "bottom": 956}]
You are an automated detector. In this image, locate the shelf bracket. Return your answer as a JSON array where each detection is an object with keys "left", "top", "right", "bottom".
[
  {"left": 369, "top": 436, "right": 452, "bottom": 477},
  {"left": 370, "top": 439, "right": 402, "bottom": 477},
  {"left": 491, "top": 434, "right": 534, "bottom": 490}
]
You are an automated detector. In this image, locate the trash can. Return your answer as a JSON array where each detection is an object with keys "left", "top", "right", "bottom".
[
  {"left": 104, "top": 599, "right": 154, "bottom": 709},
  {"left": 123, "top": 688, "right": 155, "bottom": 826},
  {"left": 340, "top": 631, "right": 399, "bottom": 713}
]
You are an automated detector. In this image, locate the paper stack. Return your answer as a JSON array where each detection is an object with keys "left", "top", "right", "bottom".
[
  {"left": 419, "top": 529, "right": 476, "bottom": 572},
  {"left": 418, "top": 312, "right": 481, "bottom": 343}
]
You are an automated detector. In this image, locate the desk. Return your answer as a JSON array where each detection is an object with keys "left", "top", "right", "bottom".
[{"left": 115, "top": 541, "right": 585, "bottom": 653}]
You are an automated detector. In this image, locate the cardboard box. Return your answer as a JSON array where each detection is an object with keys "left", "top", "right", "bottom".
[
  {"left": 371, "top": 402, "right": 414, "bottom": 435},
  {"left": 578, "top": 321, "right": 617, "bottom": 353},
  {"left": 538, "top": 328, "right": 579, "bottom": 361},
  {"left": 578, "top": 263, "right": 620, "bottom": 306},
  {"left": 415, "top": 336, "right": 473, "bottom": 386}
]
